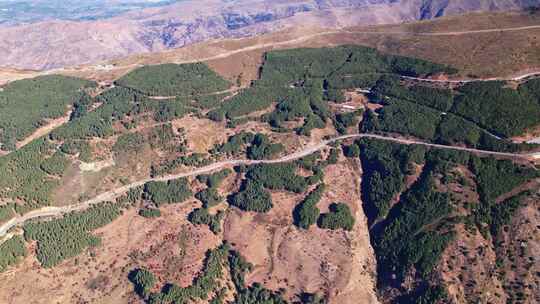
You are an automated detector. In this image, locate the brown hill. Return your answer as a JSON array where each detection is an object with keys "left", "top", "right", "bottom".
[{"left": 0, "top": 0, "right": 536, "bottom": 70}]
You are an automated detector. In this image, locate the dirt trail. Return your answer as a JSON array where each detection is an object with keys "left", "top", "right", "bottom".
[
  {"left": 343, "top": 24, "right": 540, "bottom": 37},
  {"left": 0, "top": 132, "right": 537, "bottom": 239},
  {"left": 15, "top": 112, "right": 71, "bottom": 149},
  {"left": 2, "top": 23, "right": 539, "bottom": 156}
]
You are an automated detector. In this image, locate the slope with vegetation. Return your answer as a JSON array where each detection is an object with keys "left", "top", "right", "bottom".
[{"left": 0, "top": 42, "right": 538, "bottom": 304}]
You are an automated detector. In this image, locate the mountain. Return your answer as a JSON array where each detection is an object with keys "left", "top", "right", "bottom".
[{"left": 0, "top": 0, "right": 536, "bottom": 70}]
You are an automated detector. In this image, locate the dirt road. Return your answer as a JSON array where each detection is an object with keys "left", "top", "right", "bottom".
[{"left": 0, "top": 132, "right": 537, "bottom": 239}]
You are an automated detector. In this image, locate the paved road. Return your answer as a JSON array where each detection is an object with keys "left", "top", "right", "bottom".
[{"left": 1, "top": 133, "right": 537, "bottom": 240}]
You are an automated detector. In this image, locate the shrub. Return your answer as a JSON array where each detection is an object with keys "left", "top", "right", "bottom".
[
  {"left": 40, "top": 152, "right": 70, "bottom": 176},
  {"left": 229, "top": 180, "right": 273, "bottom": 213},
  {"left": 246, "top": 163, "right": 308, "bottom": 193},
  {"left": 197, "top": 169, "right": 232, "bottom": 188},
  {"left": 112, "top": 132, "right": 145, "bottom": 153},
  {"left": 143, "top": 178, "right": 192, "bottom": 206},
  {"left": 195, "top": 188, "right": 223, "bottom": 208},
  {"left": 318, "top": 203, "right": 355, "bottom": 231},
  {"left": 139, "top": 208, "right": 161, "bottom": 218},
  {"left": 246, "top": 133, "right": 284, "bottom": 160},
  {"left": 293, "top": 184, "right": 325, "bottom": 229},
  {"left": 145, "top": 244, "right": 230, "bottom": 303},
  {"left": 188, "top": 208, "right": 224, "bottom": 234},
  {"left": 129, "top": 268, "right": 156, "bottom": 298},
  {"left": 0, "top": 235, "right": 26, "bottom": 272}
]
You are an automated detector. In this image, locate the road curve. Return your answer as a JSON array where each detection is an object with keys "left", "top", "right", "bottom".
[{"left": 0, "top": 133, "right": 537, "bottom": 239}]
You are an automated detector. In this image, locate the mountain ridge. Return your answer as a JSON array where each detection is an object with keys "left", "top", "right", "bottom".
[{"left": 0, "top": 0, "right": 537, "bottom": 70}]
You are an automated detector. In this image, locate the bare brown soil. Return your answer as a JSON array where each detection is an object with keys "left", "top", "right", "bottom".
[
  {"left": 439, "top": 224, "right": 505, "bottom": 304},
  {"left": 223, "top": 158, "right": 378, "bottom": 304},
  {"left": 0, "top": 201, "right": 219, "bottom": 304},
  {"left": 2, "top": 12, "right": 539, "bottom": 87}
]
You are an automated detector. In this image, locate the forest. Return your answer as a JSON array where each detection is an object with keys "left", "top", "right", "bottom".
[
  {"left": 23, "top": 203, "right": 121, "bottom": 267},
  {"left": 357, "top": 137, "right": 538, "bottom": 302},
  {"left": 0, "top": 75, "right": 95, "bottom": 150},
  {"left": 366, "top": 76, "right": 540, "bottom": 151},
  {"left": 115, "top": 63, "right": 231, "bottom": 97}
]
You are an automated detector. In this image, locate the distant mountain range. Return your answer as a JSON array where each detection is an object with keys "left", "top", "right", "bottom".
[{"left": 0, "top": 0, "right": 537, "bottom": 70}]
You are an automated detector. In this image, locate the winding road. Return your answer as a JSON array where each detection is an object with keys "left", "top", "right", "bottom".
[
  {"left": 2, "top": 23, "right": 540, "bottom": 241},
  {"left": 1, "top": 132, "right": 538, "bottom": 240}
]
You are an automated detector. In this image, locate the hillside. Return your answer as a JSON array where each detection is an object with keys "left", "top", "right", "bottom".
[
  {"left": 0, "top": 0, "right": 537, "bottom": 70},
  {"left": 0, "top": 28, "right": 539, "bottom": 304}
]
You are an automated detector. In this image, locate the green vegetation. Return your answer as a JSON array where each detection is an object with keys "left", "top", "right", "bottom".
[
  {"left": 129, "top": 268, "right": 157, "bottom": 298},
  {"left": 192, "top": 93, "right": 231, "bottom": 109},
  {"left": 452, "top": 81, "right": 540, "bottom": 137},
  {"left": 145, "top": 99, "right": 189, "bottom": 122},
  {"left": 471, "top": 157, "right": 537, "bottom": 204},
  {"left": 51, "top": 87, "right": 140, "bottom": 140},
  {"left": 299, "top": 293, "right": 327, "bottom": 304},
  {"left": 145, "top": 243, "right": 230, "bottom": 304},
  {"left": 40, "top": 151, "right": 70, "bottom": 176},
  {"left": 195, "top": 188, "right": 223, "bottom": 208},
  {"left": 334, "top": 110, "right": 362, "bottom": 134},
  {"left": 59, "top": 139, "right": 92, "bottom": 161},
  {"left": 0, "top": 204, "right": 15, "bottom": 223},
  {"left": 0, "top": 235, "right": 26, "bottom": 272},
  {"left": 211, "top": 132, "right": 255, "bottom": 156},
  {"left": 143, "top": 178, "right": 192, "bottom": 206},
  {"left": 151, "top": 153, "right": 211, "bottom": 177},
  {"left": 188, "top": 208, "right": 224, "bottom": 234},
  {"left": 358, "top": 138, "right": 425, "bottom": 220},
  {"left": 211, "top": 132, "right": 283, "bottom": 160},
  {"left": 148, "top": 123, "right": 185, "bottom": 151},
  {"left": 435, "top": 114, "right": 482, "bottom": 146},
  {"left": 293, "top": 184, "right": 325, "bottom": 229},
  {"left": 115, "top": 63, "right": 230, "bottom": 97},
  {"left": 374, "top": 170, "right": 454, "bottom": 282},
  {"left": 229, "top": 180, "right": 273, "bottom": 213},
  {"left": 113, "top": 132, "right": 145, "bottom": 153},
  {"left": 317, "top": 203, "right": 355, "bottom": 231},
  {"left": 364, "top": 99, "right": 442, "bottom": 140},
  {"left": 469, "top": 157, "right": 538, "bottom": 236},
  {"left": 0, "top": 138, "right": 62, "bottom": 210},
  {"left": 209, "top": 45, "right": 453, "bottom": 134},
  {"left": 228, "top": 249, "right": 287, "bottom": 304},
  {"left": 69, "top": 92, "right": 94, "bottom": 121},
  {"left": 246, "top": 163, "right": 308, "bottom": 193},
  {"left": 370, "top": 75, "right": 454, "bottom": 111},
  {"left": 116, "top": 186, "right": 144, "bottom": 206},
  {"left": 0, "top": 75, "right": 95, "bottom": 150},
  {"left": 366, "top": 77, "right": 540, "bottom": 152},
  {"left": 246, "top": 133, "right": 284, "bottom": 160},
  {"left": 23, "top": 203, "right": 121, "bottom": 267},
  {"left": 207, "top": 86, "right": 289, "bottom": 121},
  {"left": 490, "top": 194, "right": 528, "bottom": 237},
  {"left": 139, "top": 208, "right": 161, "bottom": 218},
  {"left": 230, "top": 160, "right": 326, "bottom": 214},
  {"left": 197, "top": 169, "right": 231, "bottom": 188}
]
